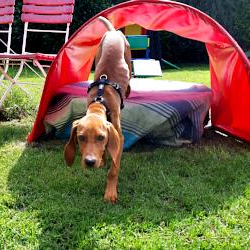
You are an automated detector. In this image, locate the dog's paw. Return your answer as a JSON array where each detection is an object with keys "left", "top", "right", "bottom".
[{"left": 104, "top": 190, "right": 118, "bottom": 203}]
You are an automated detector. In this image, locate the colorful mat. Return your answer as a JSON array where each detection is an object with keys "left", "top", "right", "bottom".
[{"left": 43, "top": 79, "right": 212, "bottom": 149}]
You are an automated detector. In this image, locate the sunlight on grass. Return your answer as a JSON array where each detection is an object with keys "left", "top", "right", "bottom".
[
  {"left": 0, "top": 64, "right": 210, "bottom": 121},
  {"left": 90, "top": 65, "right": 210, "bottom": 86},
  {"left": 159, "top": 65, "right": 210, "bottom": 87},
  {"left": 0, "top": 121, "right": 249, "bottom": 248},
  {"left": 1, "top": 65, "right": 250, "bottom": 249}
]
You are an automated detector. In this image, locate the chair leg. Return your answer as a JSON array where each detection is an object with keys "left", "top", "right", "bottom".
[
  {"left": 14, "top": 59, "right": 46, "bottom": 82},
  {"left": 17, "top": 59, "right": 45, "bottom": 82},
  {"left": 0, "top": 59, "right": 10, "bottom": 83},
  {"left": 33, "top": 59, "right": 47, "bottom": 78},
  {"left": 0, "top": 59, "right": 10, "bottom": 87},
  {"left": 12, "top": 60, "right": 42, "bottom": 86},
  {"left": 0, "top": 65, "right": 30, "bottom": 108},
  {"left": 0, "top": 65, "right": 16, "bottom": 108},
  {"left": 0, "top": 81, "right": 15, "bottom": 108},
  {"left": 13, "top": 60, "right": 25, "bottom": 81}
]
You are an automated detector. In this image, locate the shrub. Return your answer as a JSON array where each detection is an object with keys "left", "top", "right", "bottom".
[
  {"left": 0, "top": 85, "right": 37, "bottom": 121},
  {"left": 10, "top": 0, "right": 249, "bottom": 62}
]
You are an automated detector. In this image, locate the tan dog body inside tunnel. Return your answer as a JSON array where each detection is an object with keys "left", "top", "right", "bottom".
[{"left": 64, "top": 16, "right": 132, "bottom": 203}]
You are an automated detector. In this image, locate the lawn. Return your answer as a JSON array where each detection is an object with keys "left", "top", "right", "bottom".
[{"left": 0, "top": 65, "right": 250, "bottom": 249}]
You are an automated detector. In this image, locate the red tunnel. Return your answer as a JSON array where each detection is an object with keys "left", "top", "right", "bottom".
[{"left": 28, "top": 0, "right": 250, "bottom": 143}]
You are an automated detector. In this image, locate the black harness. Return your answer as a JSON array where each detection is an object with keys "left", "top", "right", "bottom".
[{"left": 87, "top": 74, "right": 124, "bottom": 119}]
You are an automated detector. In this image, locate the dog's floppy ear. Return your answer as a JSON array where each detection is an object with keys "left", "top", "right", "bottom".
[
  {"left": 64, "top": 120, "right": 79, "bottom": 166},
  {"left": 106, "top": 122, "right": 121, "bottom": 167}
]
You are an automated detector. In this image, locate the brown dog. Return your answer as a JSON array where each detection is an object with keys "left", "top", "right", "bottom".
[{"left": 64, "top": 16, "right": 131, "bottom": 203}]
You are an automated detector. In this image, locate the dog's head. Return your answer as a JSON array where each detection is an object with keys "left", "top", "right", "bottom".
[{"left": 64, "top": 114, "right": 120, "bottom": 168}]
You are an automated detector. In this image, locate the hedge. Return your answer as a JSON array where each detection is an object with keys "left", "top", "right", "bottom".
[{"left": 5, "top": 0, "right": 250, "bottom": 64}]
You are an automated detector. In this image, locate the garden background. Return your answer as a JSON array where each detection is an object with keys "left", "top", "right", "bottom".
[{"left": 6, "top": 0, "right": 250, "bottom": 64}]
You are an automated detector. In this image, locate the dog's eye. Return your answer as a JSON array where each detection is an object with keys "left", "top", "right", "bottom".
[
  {"left": 97, "top": 135, "right": 105, "bottom": 141},
  {"left": 78, "top": 135, "right": 86, "bottom": 142}
]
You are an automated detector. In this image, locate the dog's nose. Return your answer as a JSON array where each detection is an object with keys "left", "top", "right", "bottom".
[{"left": 85, "top": 157, "right": 96, "bottom": 167}]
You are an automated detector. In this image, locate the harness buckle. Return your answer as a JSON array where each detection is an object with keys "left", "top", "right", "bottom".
[
  {"left": 100, "top": 74, "right": 107, "bottom": 80},
  {"left": 94, "top": 96, "right": 104, "bottom": 103},
  {"left": 112, "top": 83, "right": 119, "bottom": 90}
]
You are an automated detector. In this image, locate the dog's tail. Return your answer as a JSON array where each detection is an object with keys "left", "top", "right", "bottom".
[{"left": 98, "top": 16, "right": 116, "bottom": 31}]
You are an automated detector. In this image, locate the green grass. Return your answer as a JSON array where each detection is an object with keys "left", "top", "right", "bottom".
[
  {"left": 156, "top": 65, "right": 211, "bottom": 86},
  {"left": 0, "top": 67, "right": 44, "bottom": 120},
  {"left": 0, "top": 65, "right": 250, "bottom": 249}
]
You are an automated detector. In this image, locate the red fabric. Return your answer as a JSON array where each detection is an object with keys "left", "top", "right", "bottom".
[
  {"left": 0, "top": 53, "right": 56, "bottom": 61},
  {"left": 0, "top": 7, "right": 15, "bottom": 16},
  {"left": 21, "top": 13, "right": 73, "bottom": 24},
  {"left": 0, "top": 0, "right": 15, "bottom": 8},
  {"left": 23, "top": 0, "right": 74, "bottom": 5},
  {"left": 32, "top": 53, "right": 56, "bottom": 61},
  {"left": 22, "top": 5, "right": 74, "bottom": 15},
  {"left": 0, "top": 15, "right": 14, "bottom": 24},
  {"left": 27, "top": 0, "right": 250, "bottom": 143}
]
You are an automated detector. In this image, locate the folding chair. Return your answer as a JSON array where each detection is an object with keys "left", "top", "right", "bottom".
[
  {"left": 18, "top": 0, "right": 75, "bottom": 78},
  {"left": 0, "top": 0, "right": 15, "bottom": 84},
  {"left": 0, "top": 0, "right": 75, "bottom": 108}
]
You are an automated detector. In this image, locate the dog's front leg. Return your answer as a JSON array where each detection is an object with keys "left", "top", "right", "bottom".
[
  {"left": 104, "top": 161, "right": 120, "bottom": 203},
  {"left": 104, "top": 117, "right": 123, "bottom": 203}
]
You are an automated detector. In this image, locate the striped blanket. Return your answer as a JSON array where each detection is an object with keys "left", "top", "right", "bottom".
[{"left": 44, "top": 79, "right": 212, "bottom": 150}]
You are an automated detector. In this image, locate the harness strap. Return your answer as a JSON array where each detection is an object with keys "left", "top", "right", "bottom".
[
  {"left": 87, "top": 75, "right": 124, "bottom": 110},
  {"left": 89, "top": 97, "right": 111, "bottom": 122}
]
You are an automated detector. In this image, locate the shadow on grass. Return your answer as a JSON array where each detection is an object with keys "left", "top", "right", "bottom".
[
  {"left": 0, "top": 120, "right": 31, "bottom": 147},
  {"left": 7, "top": 130, "right": 250, "bottom": 248}
]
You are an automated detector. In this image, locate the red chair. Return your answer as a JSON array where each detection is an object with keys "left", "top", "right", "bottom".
[
  {"left": 0, "top": 0, "right": 75, "bottom": 107},
  {"left": 0, "top": 0, "right": 15, "bottom": 84}
]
